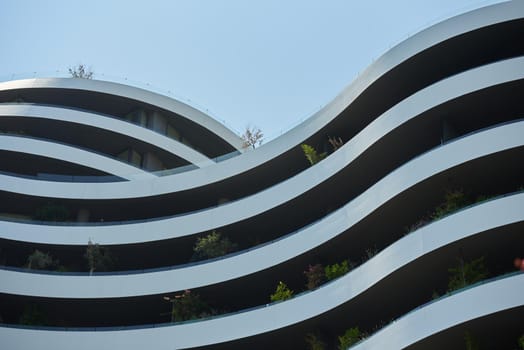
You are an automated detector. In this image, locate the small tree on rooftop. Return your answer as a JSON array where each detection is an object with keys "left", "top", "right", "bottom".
[
  {"left": 241, "top": 125, "right": 264, "bottom": 149},
  {"left": 68, "top": 64, "right": 94, "bottom": 79}
]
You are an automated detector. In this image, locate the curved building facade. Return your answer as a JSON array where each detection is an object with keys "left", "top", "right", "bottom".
[{"left": 1, "top": 2, "right": 523, "bottom": 349}]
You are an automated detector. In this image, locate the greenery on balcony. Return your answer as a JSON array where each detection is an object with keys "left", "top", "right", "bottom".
[
  {"left": 166, "top": 290, "right": 210, "bottom": 322},
  {"left": 304, "top": 264, "right": 325, "bottom": 290},
  {"left": 3, "top": 184, "right": 521, "bottom": 339},
  {"left": 304, "top": 332, "right": 327, "bottom": 350},
  {"left": 26, "top": 250, "right": 59, "bottom": 270},
  {"left": 18, "top": 304, "right": 47, "bottom": 326},
  {"left": 324, "top": 260, "right": 351, "bottom": 282},
  {"left": 33, "top": 202, "right": 70, "bottom": 222},
  {"left": 404, "top": 189, "right": 500, "bottom": 235},
  {"left": 270, "top": 281, "right": 294, "bottom": 302},
  {"left": 85, "top": 240, "right": 114, "bottom": 274},
  {"left": 301, "top": 144, "right": 327, "bottom": 166},
  {"left": 337, "top": 327, "right": 363, "bottom": 350},
  {"left": 301, "top": 136, "right": 345, "bottom": 166},
  {"left": 447, "top": 257, "right": 488, "bottom": 292},
  {"left": 192, "top": 231, "right": 238, "bottom": 261}
]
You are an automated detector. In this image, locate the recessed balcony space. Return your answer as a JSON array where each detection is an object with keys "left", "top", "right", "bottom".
[
  {"left": 0, "top": 88, "right": 237, "bottom": 159},
  {"left": 0, "top": 116, "right": 191, "bottom": 172},
  {"left": 0, "top": 150, "right": 119, "bottom": 182}
]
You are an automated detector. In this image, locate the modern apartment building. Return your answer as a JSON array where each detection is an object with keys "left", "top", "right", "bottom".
[{"left": 0, "top": 2, "right": 523, "bottom": 349}]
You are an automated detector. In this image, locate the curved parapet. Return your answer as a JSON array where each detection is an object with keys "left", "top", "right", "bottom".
[{"left": 0, "top": 77, "right": 245, "bottom": 153}]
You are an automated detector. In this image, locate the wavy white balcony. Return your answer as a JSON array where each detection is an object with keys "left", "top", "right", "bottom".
[
  {"left": 0, "top": 134, "right": 154, "bottom": 181},
  {"left": 0, "top": 246, "right": 521, "bottom": 349},
  {"left": 0, "top": 104, "right": 215, "bottom": 168},
  {"left": 0, "top": 98, "right": 523, "bottom": 246},
  {"left": 1, "top": 191, "right": 521, "bottom": 299}
]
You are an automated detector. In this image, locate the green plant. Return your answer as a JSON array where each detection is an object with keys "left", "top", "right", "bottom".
[
  {"left": 338, "top": 326, "right": 361, "bottom": 350},
  {"left": 464, "top": 331, "right": 479, "bottom": 350},
  {"left": 19, "top": 304, "right": 46, "bottom": 326},
  {"left": 406, "top": 190, "right": 494, "bottom": 235},
  {"left": 304, "top": 264, "right": 325, "bottom": 290},
  {"left": 301, "top": 144, "right": 326, "bottom": 165},
  {"left": 34, "top": 202, "right": 69, "bottom": 222},
  {"left": 270, "top": 281, "right": 294, "bottom": 302},
  {"left": 192, "top": 231, "right": 237, "bottom": 260},
  {"left": 84, "top": 240, "right": 114, "bottom": 274},
  {"left": 448, "top": 256, "right": 488, "bottom": 292},
  {"left": 305, "top": 332, "right": 326, "bottom": 350},
  {"left": 26, "top": 250, "right": 58, "bottom": 270},
  {"left": 518, "top": 333, "right": 524, "bottom": 349},
  {"left": 325, "top": 260, "right": 350, "bottom": 281},
  {"left": 168, "top": 290, "right": 208, "bottom": 322},
  {"left": 431, "top": 189, "right": 469, "bottom": 220}
]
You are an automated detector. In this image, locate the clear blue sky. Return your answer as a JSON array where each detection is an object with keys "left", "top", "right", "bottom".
[{"left": 0, "top": 0, "right": 503, "bottom": 141}]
